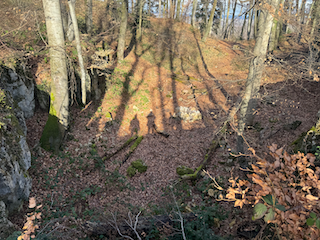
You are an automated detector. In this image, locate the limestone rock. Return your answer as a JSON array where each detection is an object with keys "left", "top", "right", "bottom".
[
  {"left": 0, "top": 88, "right": 32, "bottom": 214},
  {"left": 0, "top": 65, "right": 35, "bottom": 119},
  {"left": 0, "top": 201, "right": 15, "bottom": 239},
  {"left": 175, "top": 106, "right": 202, "bottom": 122}
]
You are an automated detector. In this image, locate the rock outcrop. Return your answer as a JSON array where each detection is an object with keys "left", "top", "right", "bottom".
[
  {"left": 0, "top": 64, "right": 35, "bottom": 119},
  {"left": 0, "top": 88, "right": 32, "bottom": 238}
]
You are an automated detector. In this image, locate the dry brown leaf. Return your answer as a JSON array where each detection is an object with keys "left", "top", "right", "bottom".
[{"left": 29, "top": 197, "right": 36, "bottom": 209}]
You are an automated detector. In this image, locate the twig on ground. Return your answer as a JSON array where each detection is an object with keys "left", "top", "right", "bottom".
[{"left": 107, "top": 211, "right": 142, "bottom": 240}]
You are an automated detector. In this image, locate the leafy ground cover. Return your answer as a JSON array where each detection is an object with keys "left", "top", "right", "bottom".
[{"left": 2, "top": 1, "right": 320, "bottom": 238}]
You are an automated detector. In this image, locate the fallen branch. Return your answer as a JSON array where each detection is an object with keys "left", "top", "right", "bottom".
[
  {"left": 83, "top": 213, "right": 197, "bottom": 237},
  {"left": 122, "top": 136, "right": 144, "bottom": 164},
  {"left": 103, "top": 135, "right": 138, "bottom": 162},
  {"left": 180, "top": 98, "right": 242, "bottom": 180}
]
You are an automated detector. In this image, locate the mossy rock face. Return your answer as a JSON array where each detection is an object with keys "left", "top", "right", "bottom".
[
  {"left": 131, "top": 159, "right": 147, "bottom": 173},
  {"left": 127, "top": 165, "right": 137, "bottom": 177},
  {"left": 176, "top": 166, "right": 194, "bottom": 176}
]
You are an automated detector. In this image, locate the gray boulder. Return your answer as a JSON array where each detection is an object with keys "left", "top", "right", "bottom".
[{"left": 0, "top": 65, "right": 35, "bottom": 119}]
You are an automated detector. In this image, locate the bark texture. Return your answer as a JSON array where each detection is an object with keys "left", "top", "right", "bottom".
[
  {"left": 237, "top": 0, "right": 279, "bottom": 154},
  {"left": 68, "top": 0, "right": 87, "bottom": 105},
  {"left": 117, "top": 0, "right": 128, "bottom": 61},
  {"left": 202, "top": 0, "right": 218, "bottom": 42},
  {"left": 40, "top": 0, "right": 69, "bottom": 152}
]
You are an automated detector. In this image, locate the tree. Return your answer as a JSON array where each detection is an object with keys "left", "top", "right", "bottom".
[
  {"left": 117, "top": 0, "right": 128, "bottom": 61},
  {"left": 202, "top": 0, "right": 218, "bottom": 42},
  {"left": 86, "top": 0, "right": 93, "bottom": 35},
  {"left": 237, "top": 0, "right": 279, "bottom": 155},
  {"left": 137, "top": 0, "right": 145, "bottom": 40},
  {"left": 40, "top": 0, "right": 69, "bottom": 152},
  {"left": 191, "top": 0, "right": 198, "bottom": 27},
  {"left": 176, "top": 0, "right": 182, "bottom": 21},
  {"left": 68, "top": 0, "right": 87, "bottom": 105}
]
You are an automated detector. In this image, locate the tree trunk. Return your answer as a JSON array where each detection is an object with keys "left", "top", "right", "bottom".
[
  {"left": 296, "top": 0, "right": 299, "bottom": 21},
  {"left": 158, "top": 0, "right": 161, "bottom": 17},
  {"left": 240, "top": 12, "right": 247, "bottom": 40},
  {"left": 60, "top": 2, "right": 69, "bottom": 39},
  {"left": 230, "top": 0, "right": 237, "bottom": 37},
  {"left": 305, "top": 0, "right": 315, "bottom": 27},
  {"left": 286, "top": 0, "right": 292, "bottom": 33},
  {"left": 297, "top": 0, "right": 306, "bottom": 43},
  {"left": 202, "top": 0, "right": 218, "bottom": 42},
  {"left": 269, "top": 19, "right": 278, "bottom": 51},
  {"left": 67, "top": 11, "right": 75, "bottom": 41},
  {"left": 224, "top": 0, "right": 231, "bottom": 39},
  {"left": 247, "top": 0, "right": 253, "bottom": 40},
  {"left": 191, "top": 0, "right": 197, "bottom": 27},
  {"left": 68, "top": 0, "right": 87, "bottom": 105},
  {"left": 137, "top": 0, "right": 144, "bottom": 40},
  {"left": 311, "top": 0, "right": 320, "bottom": 38},
  {"left": 237, "top": 0, "right": 279, "bottom": 155},
  {"left": 176, "top": 0, "right": 181, "bottom": 21},
  {"left": 85, "top": 0, "right": 93, "bottom": 35},
  {"left": 254, "top": 8, "right": 259, "bottom": 38},
  {"left": 170, "top": 0, "right": 174, "bottom": 18},
  {"left": 117, "top": 0, "right": 128, "bottom": 61},
  {"left": 40, "top": 0, "right": 69, "bottom": 152}
]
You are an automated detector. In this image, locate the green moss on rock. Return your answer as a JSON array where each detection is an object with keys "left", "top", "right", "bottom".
[
  {"left": 127, "top": 165, "right": 137, "bottom": 177},
  {"left": 176, "top": 166, "right": 194, "bottom": 176},
  {"left": 131, "top": 159, "right": 147, "bottom": 173}
]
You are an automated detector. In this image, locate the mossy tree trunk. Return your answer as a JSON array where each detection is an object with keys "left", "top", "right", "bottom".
[
  {"left": 41, "top": 0, "right": 69, "bottom": 152},
  {"left": 117, "top": 0, "right": 128, "bottom": 61},
  {"left": 68, "top": 0, "right": 87, "bottom": 105},
  {"left": 202, "top": 0, "right": 218, "bottom": 42},
  {"left": 86, "top": 0, "right": 93, "bottom": 35},
  {"left": 237, "top": 0, "right": 279, "bottom": 155}
]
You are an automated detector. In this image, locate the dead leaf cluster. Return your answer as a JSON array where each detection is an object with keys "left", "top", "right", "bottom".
[{"left": 218, "top": 144, "right": 320, "bottom": 239}]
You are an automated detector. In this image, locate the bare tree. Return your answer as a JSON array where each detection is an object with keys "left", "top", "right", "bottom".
[
  {"left": 40, "top": 0, "right": 69, "bottom": 152},
  {"left": 237, "top": 0, "right": 279, "bottom": 155},
  {"left": 191, "top": 0, "right": 197, "bottom": 27},
  {"left": 68, "top": 0, "right": 87, "bottom": 105},
  {"left": 86, "top": 0, "right": 93, "bottom": 35},
  {"left": 202, "top": 0, "right": 218, "bottom": 42},
  {"left": 117, "top": 0, "right": 128, "bottom": 61}
]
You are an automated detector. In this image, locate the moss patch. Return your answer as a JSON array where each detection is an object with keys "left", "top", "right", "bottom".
[
  {"left": 176, "top": 166, "right": 194, "bottom": 176},
  {"left": 127, "top": 165, "right": 137, "bottom": 177},
  {"left": 131, "top": 159, "right": 147, "bottom": 173},
  {"left": 40, "top": 114, "right": 63, "bottom": 153},
  {"left": 127, "top": 159, "right": 148, "bottom": 177}
]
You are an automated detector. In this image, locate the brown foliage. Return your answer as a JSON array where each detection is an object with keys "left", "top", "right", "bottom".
[{"left": 217, "top": 144, "right": 320, "bottom": 239}]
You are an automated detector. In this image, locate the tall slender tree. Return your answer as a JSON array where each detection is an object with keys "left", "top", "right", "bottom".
[
  {"left": 86, "top": 0, "right": 93, "bottom": 35},
  {"left": 237, "top": 0, "right": 279, "bottom": 155},
  {"left": 40, "top": 0, "right": 69, "bottom": 152},
  {"left": 191, "top": 0, "right": 197, "bottom": 27},
  {"left": 118, "top": 0, "right": 128, "bottom": 61},
  {"left": 224, "top": 0, "right": 231, "bottom": 38},
  {"left": 202, "top": 0, "right": 218, "bottom": 41},
  {"left": 68, "top": 0, "right": 87, "bottom": 105},
  {"left": 176, "top": 0, "right": 182, "bottom": 21}
]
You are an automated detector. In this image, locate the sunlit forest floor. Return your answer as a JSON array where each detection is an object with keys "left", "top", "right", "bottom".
[{"left": 2, "top": 3, "right": 320, "bottom": 238}]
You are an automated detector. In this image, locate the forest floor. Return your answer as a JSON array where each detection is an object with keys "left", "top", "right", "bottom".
[{"left": 5, "top": 16, "right": 320, "bottom": 239}]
